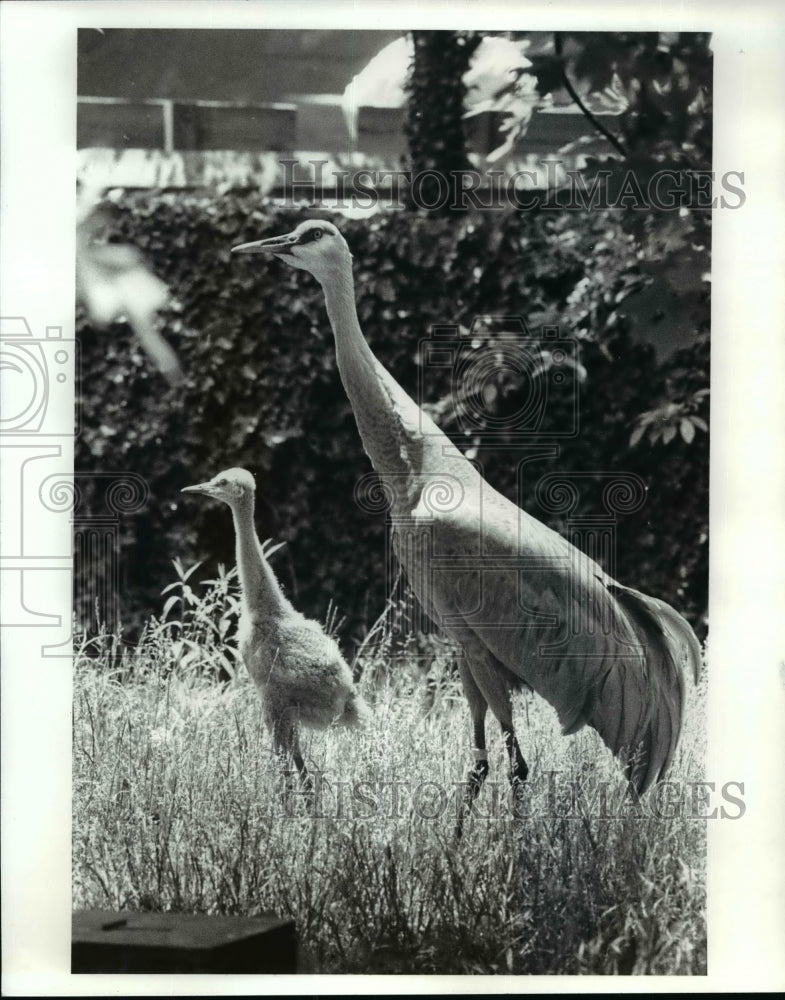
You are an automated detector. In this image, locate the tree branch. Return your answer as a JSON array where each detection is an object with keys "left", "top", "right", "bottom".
[{"left": 554, "top": 32, "right": 628, "bottom": 158}]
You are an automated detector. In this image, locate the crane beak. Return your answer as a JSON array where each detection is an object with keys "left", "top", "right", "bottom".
[
  {"left": 231, "top": 232, "right": 298, "bottom": 255},
  {"left": 181, "top": 482, "right": 214, "bottom": 496}
]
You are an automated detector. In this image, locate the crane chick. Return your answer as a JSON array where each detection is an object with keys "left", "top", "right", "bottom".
[{"left": 181, "top": 467, "right": 369, "bottom": 797}]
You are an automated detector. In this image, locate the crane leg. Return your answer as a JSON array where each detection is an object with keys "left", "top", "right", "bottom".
[
  {"left": 455, "top": 659, "right": 490, "bottom": 839},
  {"left": 450, "top": 628, "right": 530, "bottom": 836},
  {"left": 455, "top": 630, "right": 530, "bottom": 788},
  {"left": 500, "top": 720, "right": 529, "bottom": 786},
  {"left": 466, "top": 706, "right": 490, "bottom": 803}
]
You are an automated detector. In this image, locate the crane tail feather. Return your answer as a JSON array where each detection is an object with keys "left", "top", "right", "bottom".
[{"left": 588, "top": 582, "right": 703, "bottom": 795}]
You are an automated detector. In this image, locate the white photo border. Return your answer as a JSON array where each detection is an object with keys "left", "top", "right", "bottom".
[{"left": 1, "top": 1, "right": 784, "bottom": 994}]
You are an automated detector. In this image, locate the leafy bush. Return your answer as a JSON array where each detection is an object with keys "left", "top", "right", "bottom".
[{"left": 75, "top": 194, "right": 708, "bottom": 644}]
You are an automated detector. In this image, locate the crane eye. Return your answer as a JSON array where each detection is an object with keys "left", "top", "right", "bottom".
[
  {"left": 217, "top": 478, "right": 228, "bottom": 487},
  {"left": 312, "top": 228, "right": 323, "bottom": 240}
]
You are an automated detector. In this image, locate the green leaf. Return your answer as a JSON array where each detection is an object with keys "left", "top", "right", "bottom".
[
  {"left": 262, "top": 539, "right": 287, "bottom": 561},
  {"left": 182, "top": 560, "right": 204, "bottom": 582},
  {"left": 629, "top": 423, "right": 647, "bottom": 447},
  {"left": 162, "top": 595, "right": 180, "bottom": 620},
  {"left": 680, "top": 419, "right": 696, "bottom": 443}
]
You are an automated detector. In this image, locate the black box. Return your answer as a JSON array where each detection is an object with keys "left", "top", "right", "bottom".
[{"left": 72, "top": 909, "right": 298, "bottom": 974}]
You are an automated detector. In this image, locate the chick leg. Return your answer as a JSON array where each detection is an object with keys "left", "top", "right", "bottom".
[{"left": 272, "top": 712, "right": 314, "bottom": 807}]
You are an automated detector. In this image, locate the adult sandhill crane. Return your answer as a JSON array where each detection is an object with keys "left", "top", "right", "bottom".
[
  {"left": 181, "top": 467, "right": 370, "bottom": 798},
  {"left": 231, "top": 221, "right": 702, "bottom": 812}
]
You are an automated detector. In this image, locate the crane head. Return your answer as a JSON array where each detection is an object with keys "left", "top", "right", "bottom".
[
  {"left": 181, "top": 467, "right": 255, "bottom": 506},
  {"left": 231, "top": 219, "right": 351, "bottom": 282}
]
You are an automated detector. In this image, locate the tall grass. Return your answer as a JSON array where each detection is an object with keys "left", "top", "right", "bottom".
[{"left": 73, "top": 564, "right": 707, "bottom": 975}]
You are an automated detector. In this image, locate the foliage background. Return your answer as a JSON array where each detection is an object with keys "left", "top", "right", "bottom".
[{"left": 75, "top": 194, "right": 709, "bottom": 647}]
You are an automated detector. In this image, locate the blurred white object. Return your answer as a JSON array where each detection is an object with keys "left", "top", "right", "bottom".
[
  {"left": 342, "top": 34, "right": 549, "bottom": 162},
  {"left": 343, "top": 36, "right": 410, "bottom": 121},
  {"left": 76, "top": 187, "right": 182, "bottom": 384}
]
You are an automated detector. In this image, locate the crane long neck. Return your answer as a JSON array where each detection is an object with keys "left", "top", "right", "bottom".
[
  {"left": 320, "top": 266, "right": 416, "bottom": 480},
  {"left": 231, "top": 495, "right": 288, "bottom": 616}
]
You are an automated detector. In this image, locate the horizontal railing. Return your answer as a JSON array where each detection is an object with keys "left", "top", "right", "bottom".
[{"left": 78, "top": 96, "right": 616, "bottom": 158}]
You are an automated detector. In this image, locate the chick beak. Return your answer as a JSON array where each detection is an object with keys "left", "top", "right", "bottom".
[{"left": 180, "top": 482, "right": 214, "bottom": 496}]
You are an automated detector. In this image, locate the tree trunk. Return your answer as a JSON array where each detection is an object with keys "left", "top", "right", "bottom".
[{"left": 403, "top": 30, "right": 481, "bottom": 215}]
